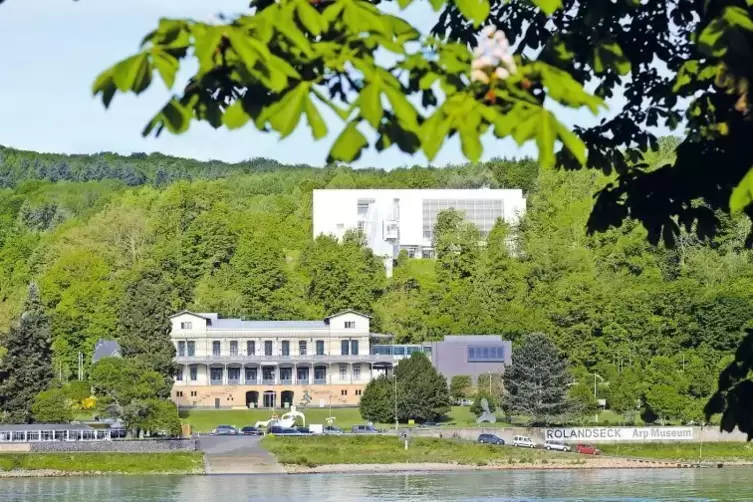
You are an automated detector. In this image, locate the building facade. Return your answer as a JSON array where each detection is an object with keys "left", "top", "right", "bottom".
[
  {"left": 170, "top": 310, "right": 397, "bottom": 408},
  {"left": 312, "top": 188, "right": 526, "bottom": 276},
  {"left": 170, "top": 310, "right": 512, "bottom": 409}
]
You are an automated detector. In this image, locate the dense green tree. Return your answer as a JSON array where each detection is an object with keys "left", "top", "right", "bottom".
[
  {"left": 568, "top": 383, "right": 599, "bottom": 418},
  {"left": 395, "top": 353, "right": 452, "bottom": 423},
  {"left": 63, "top": 380, "right": 92, "bottom": 406},
  {"left": 117, "top": 267, "right": 176, "bottom": 393},
  {"left": 123, "top": 399, "right": 181, "bottom": 438},
  {"left": 359, "top": 374, "right": 396, "bottom": 424},
  {"left": 0, "top": 283, "right": 54, "bottom": 423},
  {"left": 470, "top": 390, "right": 497, "bottom": 416},
  {"left": 449, "top": 375, "right": 472, "bottom": 401},
  {"left": 503, "top": 333, "right": 572, "bottom": 425},
  {"left": 32, "top": 389, "right": 72, "bottom": 423}
]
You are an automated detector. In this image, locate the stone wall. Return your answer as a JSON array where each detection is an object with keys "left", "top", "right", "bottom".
[
  {"left": 406, "top": 426, "right": 750, "bottom": 443},
  {"left": 28, "top": 439, "right": 197, "bottom": 453}
]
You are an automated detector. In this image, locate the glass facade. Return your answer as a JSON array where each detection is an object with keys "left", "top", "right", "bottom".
[
  {"left": 316, "top": 340, "right": 325, "bottom": 356},
  {"left": 264, "top": 341, "right": 273, "bottom": 356},
  {"left": 422, "top": 198, "right": 504, "bottom": 240},
  {"left": 187, "top": 341, "right": 195, "bottom": 356},
  {"left": 247, "top": 340, "right": 255, "bottom": 356},
  {"left": 281, "top": 340, "right": 290, "bottom": 356},
  {"left": 212, "top": 341, "right": 221, "bottom": 356},
  {"left": 467, "top": 346, "right": 505, "bottom": 362},
  {"left": 178, "top": 341, "right": 185, "bottom": 357}
]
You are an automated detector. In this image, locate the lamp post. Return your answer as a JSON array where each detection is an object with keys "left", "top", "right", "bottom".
[
  {"left": 593, "top": 373, "right": 603, "bottom": 423},
  {"left": 394, "top": 370, "right": 398, "bottom": 433},
  {"left": 487, "top": 371, "right": 492, "bottom": 394}
]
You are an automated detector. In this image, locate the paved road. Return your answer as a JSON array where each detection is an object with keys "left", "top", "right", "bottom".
[{"left": 198, "top": 436, "right": 285, "bottom": 474}]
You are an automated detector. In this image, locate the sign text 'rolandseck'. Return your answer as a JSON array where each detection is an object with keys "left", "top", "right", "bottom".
[{"left": 544, "top": 427, "right": 694, "bottom": 441}]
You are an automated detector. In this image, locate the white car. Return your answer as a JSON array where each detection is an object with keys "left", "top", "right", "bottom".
[
  {"left": 544, "top": 440, "right": 572, "bottom": 452},
  {"left": 512, "top": 435, "right": 538, "bottom": 448}
]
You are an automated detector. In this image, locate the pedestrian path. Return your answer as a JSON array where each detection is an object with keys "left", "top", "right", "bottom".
[{"left": 199, "top": 436, "right": 285, "bottom": 474}]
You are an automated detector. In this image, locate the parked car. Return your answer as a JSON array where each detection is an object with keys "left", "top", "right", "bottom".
[
  {"left": 352, "top": 424, "right": 379, "bottom": 434},
  {"left": 576, "top": 444, "right": 600, "bottom": 455},
  {"left": 214, "top": 425, "right": 239, "bottom": 436},
  {"left": 241, "top": 426, "right": 263, "bottom": 436},
  {"left": 477, "top": 433, "right": 505, "bottom": 445},
  {"left": 418, "top": 422, "right": 438, "bottom": 428},
  {"left": 269, "top": 426, "right": 300, "bottom": 435},
  {"left": 295, "top": 426, "right": 312, "bottom": 434},
  {"left": 324, "top": 426, "right": 343, "bottom": 435},
  {"left": 544, "top": 440, "right": 571, "bottom": 452},
  {"left": 512, "top": 435, "right": 538, "bottom": 448}
]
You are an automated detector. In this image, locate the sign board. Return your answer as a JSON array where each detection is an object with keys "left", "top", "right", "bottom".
[{"left": 544, "top": 427, "right": 694, "bottom": 442}]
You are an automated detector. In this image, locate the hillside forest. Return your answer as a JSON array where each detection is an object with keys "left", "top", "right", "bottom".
[{"left": 0, "top": 138, "right": 749, "bottom": 424}]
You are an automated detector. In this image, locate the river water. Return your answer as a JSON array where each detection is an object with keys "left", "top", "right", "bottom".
[{"left": 0, "top": 468, "right": 750, "bottom": 501}]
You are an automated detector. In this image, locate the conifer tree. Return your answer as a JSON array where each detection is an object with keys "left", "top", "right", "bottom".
[{"left": 0, "top": 283, "right": 54, "bottom": 423}]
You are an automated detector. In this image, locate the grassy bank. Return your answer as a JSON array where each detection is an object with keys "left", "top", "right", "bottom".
[
  {"left": 0, "top": 453, "right": 205, "bottom": 474},
  {"left": 599, "top": 443, "right": 753, "bottom": 462},
  {"left": 262, "top": 435, "right": 575, "bottom": 467}
]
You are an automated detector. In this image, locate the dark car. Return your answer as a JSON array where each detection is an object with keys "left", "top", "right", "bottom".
[
  {"left": 269, "top": 426, "right": 300, "bottom": 435},
  {"left": 576, "top": 444, "right": 600, "bottom": 455},
  {"left": 478, "top": 433, "right": 505, "bottom": 445},
  {"left": 295, "top": 426, "right": 312, "bottom": 434},
  {"left": 241, "top": 426, "right": 263, "bottom": 436},
  {"left": 214, "top": 425, "right": 239, "bottom": 435}
]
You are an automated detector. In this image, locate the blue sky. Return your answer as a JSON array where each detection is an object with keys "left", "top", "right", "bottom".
[{"left": 0, "top": 0, "right": 612, "bottom": 168}]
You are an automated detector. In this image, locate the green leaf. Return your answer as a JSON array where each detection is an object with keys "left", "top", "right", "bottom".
[
  {"left": 152, "top": 49, "right": 179, "bottom": 89},
  {"left": 222, "top": 100, "right": 250, "bottom": 130},
  {"left": 268, "top": 84, "right": 309, "bottom": 138},
  {"left": 592, "top": 41, "right": 631, "bottom": 76},
  {"left": 532, "top": 0, "right": 563, "bottom": 15},
  {"left": 143, "top": 98, "right": 192, "bottom": 137},
  {"left": 91, "top": 68, "right": 117, "bottom": 108},
  {"left": 418, "top": 72, "right": 440, "bottom": 90},
  {"left": 730, "top": 167, "right": 753, "bottom": 212},
  {"left": 453, "top": 0, "right": 490, "bottom": 27},
  {"left": 397, "top": 0, "right": 414, "bottom": 8},
  {"left": 536, "top": 109, "right": 556, "bottom": 168},
  {"left": 296, "top": 1, "right": 325, "bottom": 36},
  {"left": 536, "top": 63, "right": 605, "bottom": 114},
  {"left": 359, "top": 83, "right": 383, "bottom": 129},
  {"left": 554, "top": 121, "right": 586, "bottom": 165},
  {"left": 192, "top": 26, "right": 223, "bottom": 76},
  {"left": 459, "top": 126, "right": 483, "bottom": 161},
  {"left": 113, "top": 53, "right": 152, "bottom": 94},
  {"left": 313, "top": 88, "right": 351, "bottom": 120},
  {"left": 428, "top": 0, "right": 444, "bottom": 10},
  {"left": 420, "top": 109, "right": 452, "bottom": 160},
  {"left": 303, "top": 98, "right": 328, "bottom": 140},
  {"left": 724, "top": 6, "right": 753, "bottom": 31},
  {"left": 383, "top": 85, "right": 419, "bottom": 132},
  {"left": 328, "top": 122, "right": 368, "bottom": 162}
]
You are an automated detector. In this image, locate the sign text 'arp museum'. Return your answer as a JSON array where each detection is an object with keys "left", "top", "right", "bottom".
[{"left": 544, "top": 427, "right": 694, "bottom": 442}]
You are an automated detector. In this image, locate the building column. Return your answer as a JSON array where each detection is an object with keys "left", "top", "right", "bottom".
[
  {"left": 350, "top": 363, "right": 354, "bottom": 384},
  {"left": 292, "top": 364, "right": 296, "bottom": 385}
]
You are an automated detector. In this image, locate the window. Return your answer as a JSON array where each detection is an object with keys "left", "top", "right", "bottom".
[
  {"left": 245, "top": 367, "right": 258, "bottom": 383},
  {"left": 299, "top": 341, "right": 307, "bottom": 356},
  {"left": 264, "top": 341, "right": 273, "bottom": 356},
  {"left": 316, "top": 340, "right": 325, "bottom": 356},
  {"left": 355, "top": 389, "right": 362, "bottom": 396},
  {"left": 178, "top": 341, "right": 186, "bottom": 357},
  {"left": 228, "top": 367, "right": 240, "bottom": 382},
  {"left": 341, "top": 389, "right": 348, "bottom": 396},
  {"left": 210, "top": 367, "right": 223, "bottom": 382},
  {"left": 212, "top": 341, "right": 221, "bottom": 356},
  {"left": 339, "top": 364, "right": 347, "bottom": 381},
  {"left": 341, "top": 340, "right": 350, "bottom": 356},
  {"left": 190, "top": 391, "right": 197, "bottom": 397},
  {"left": 357, "top": 221, "right": 365, "bottom": 232},
  {"left": 247, "top": 340, "right": 255, "bottom": 356},
  {"left": 230, "top": 340, "right": 238, "bottom": 356},
  {"left": 357, "top": 201, "right": 370, "bottom": 216},
  {"left": 314, "top": 366, "right": 327, "bottom": 381},
  {"left": 190, "top": 366, "right": 198, "bottom": 381},
  {"left": 353, "top": 364, "right": 361, "bottom": 380},
  {"left": 344, "top": 321, "right": 356, "bottom": 329},
  {"left": 351, "top": 340, "right": 359, "bottom": 355},
  {"left": 176, "top": 367, "right": 183, "bottom": 381},
  {"left": 187, "top": 341, "right": 195, "bottom": 356},
  {"left": 177, "top": 391, "right": 184, "bottom": 397},
  {"left": 467, "top": 346, "right": 505, "bottom": 362},
  {"left": 181, "top": 321, "right": 192, "bottom": 330},
  {"left": 422, "top": 249, "right": 434, "bottom": 259},
  {"left": 281, "top": 340, "right": 290, "bottom": 356},
  {"left": 336, "top": 223, "right": 344, "bottom": 230}
]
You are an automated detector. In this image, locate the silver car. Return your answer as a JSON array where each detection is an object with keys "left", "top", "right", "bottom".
[{"left": 545, "top": 440, "right": 571, "bottom": 452}]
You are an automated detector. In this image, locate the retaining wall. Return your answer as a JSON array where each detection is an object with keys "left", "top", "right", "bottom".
[
  {"left": 406, "top": 426, "right": 750, "bottom": 443},
  {"left": 28, "top": 439, "right": 198, "bottom": 453}
]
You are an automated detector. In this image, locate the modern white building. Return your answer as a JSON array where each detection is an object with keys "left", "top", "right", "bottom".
[{"left": 312, "top": 189, "right": 526, "bottom": 276}]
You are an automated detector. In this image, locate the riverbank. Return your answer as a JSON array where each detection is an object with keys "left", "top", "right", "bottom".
[{"left": 0, "top": 452, "right": 205, "bottom": 477}]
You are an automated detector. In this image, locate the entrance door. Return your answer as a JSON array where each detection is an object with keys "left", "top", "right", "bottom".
[
  {"left": 214, "top": 398, "right": 220, "bottom": 409},
  {"left": 263, "top": 391, "right": 276, "bottom": 409}
]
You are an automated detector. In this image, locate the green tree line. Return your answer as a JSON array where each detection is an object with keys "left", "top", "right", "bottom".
[{"left": 0, "top": 143, "right": 750, "bottom": 426}]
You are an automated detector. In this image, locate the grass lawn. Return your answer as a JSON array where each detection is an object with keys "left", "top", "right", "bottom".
[
  {"left": 180, "top": 406, "right": 519, "bottom": 432},
  {"left": 262, "top": 435, "right": 573, "bottom": 467},
  {"left": 598, "top": 442, "right": 753, "bottom": 462},
  {"left": 0, "top": 452, "right": 205, "bottom": 474}
]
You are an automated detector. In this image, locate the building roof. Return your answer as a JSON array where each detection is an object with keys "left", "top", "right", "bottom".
[
  {"left": 439, "top": 335, "right": 508, "bottom": 343},
  {"left": 323, "top": 310, "right": 372, "bottom": 322},
  {"left": 212, "top": 319, "right": 326, "bottom": 330},
  {"left": 0, "top": 423, "right": 93, "bottom": 432},
  {"left": 92, "top": 339, "right": 121, "bottom": 363}
]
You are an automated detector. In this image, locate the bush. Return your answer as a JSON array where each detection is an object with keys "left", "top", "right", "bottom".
[
  {"left": 470, "top": 391, "right": 497, "bottom": 416},
  {"left": 32, "top": 389, "right": 72, "bottom": 423}
]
